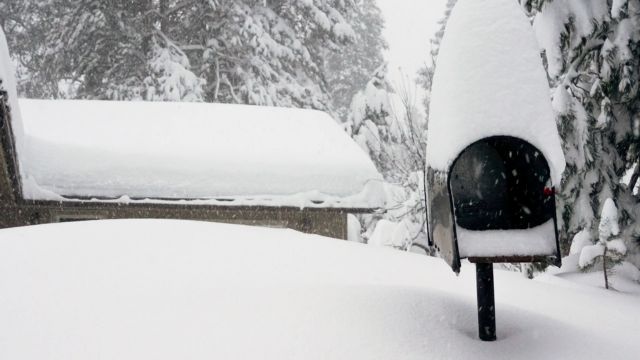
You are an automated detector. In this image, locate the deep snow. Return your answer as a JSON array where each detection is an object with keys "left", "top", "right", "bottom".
[
  {"left": 17, "top": 99, "right": 384, "bottom": 209},
  {"left": 0, "top": 219, "right": 638, "bottom": 359}
]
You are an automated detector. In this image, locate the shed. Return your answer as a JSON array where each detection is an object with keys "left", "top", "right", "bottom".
[
  {"left": 0, "top": 96, "right": 384, "bottom": 238},
  {"left": 0, "top": 31, "right": 383, "bottom": 238}
]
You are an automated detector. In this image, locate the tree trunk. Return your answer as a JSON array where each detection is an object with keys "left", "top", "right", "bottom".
[
  {"left": 142, "top": 0, "right": 154, "bottom": 57},
  {"left": 603, "top": 246, "right": 609, "bottom": 289},
  {"left": 159, "top": 0, "right": 168, "bottom": 34}
]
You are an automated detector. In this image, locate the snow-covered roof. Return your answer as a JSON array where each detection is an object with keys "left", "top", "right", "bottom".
[
  {"left": 16, "top": 99, "right": 384, "bottom": 209},
  {"left": 0, "top": 219, "right": 638, "bottom": 359},
  {"left": 426, "top": 0, "right": 565, "bottom": 185}
]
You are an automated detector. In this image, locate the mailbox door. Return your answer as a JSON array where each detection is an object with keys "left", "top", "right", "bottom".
[
  {"left": 426, "top": 168, "right": 461, "bottom": 273},
  {"left": 447, "top": 136, "right": 560, "bottom": 263},
  {"left": 449, "top": 136, "right": 555, "bottom": 231}
]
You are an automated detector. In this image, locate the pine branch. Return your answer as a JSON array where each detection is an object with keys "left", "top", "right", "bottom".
[{"left": 629, "top": 165, "right": 640, "bottom": 194}]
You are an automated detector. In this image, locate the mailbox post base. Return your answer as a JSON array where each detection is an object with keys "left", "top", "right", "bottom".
[{"left": 476, "top": 263, "right": 496, "bottom": 341}]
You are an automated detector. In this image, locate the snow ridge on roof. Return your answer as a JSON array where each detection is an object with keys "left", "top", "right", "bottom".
[
  {"left": 426, "top": 0, "right": 566, "bottom": 185},
  {"left": 18, "top": 99, "right": 384, "bottom": 209}
]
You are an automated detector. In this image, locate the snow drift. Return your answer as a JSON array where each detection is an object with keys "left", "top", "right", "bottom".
[{"left": 0, "top": 219, "right": 638, "bottom": 359}]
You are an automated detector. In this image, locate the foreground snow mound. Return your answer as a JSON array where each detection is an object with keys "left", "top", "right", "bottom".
[{"left": 0, "top": 220, "right": 638, "bottom": 359}]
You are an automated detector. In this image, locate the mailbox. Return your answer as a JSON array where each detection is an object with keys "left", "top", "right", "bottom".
[
  {"left": 426, "top": 136, "right": 561, "bottom": 273},
  {"left": 423, "top": 0, "right": 568, "bottom": 341},
  {"left": 424, "top": 0, "right": 565, "bottom": 274}
]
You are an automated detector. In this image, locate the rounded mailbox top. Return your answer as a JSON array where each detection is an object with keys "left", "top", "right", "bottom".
[{"left": 426, "top": 0, "right": 565, "bottom": 186}]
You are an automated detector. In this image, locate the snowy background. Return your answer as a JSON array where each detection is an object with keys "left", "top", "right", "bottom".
[
  {"left": 0, "top": 0, "right": 640, "bottom": 357},
  {"left": 0, "top": 0, "right": 638, "bottom": 296},
  {"left": 377, "top": 0, "right": 447, "bottom": 105}
]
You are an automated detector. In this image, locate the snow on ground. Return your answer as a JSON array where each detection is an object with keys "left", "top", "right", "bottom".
[
  {"left": 546, "top": 268, "right": 640, "bottom": 296},
  {"left": 17, "top": 99, "right": 384, "bottom": 209},
  {"left": 0, "top": 219, "right": 638, "bottom": 359},
  {"left": 551, "top": 242, "right": 640, "bottom": 295},
  {"left": 426, "top": 0, "right": 565, "bottom": 185}
]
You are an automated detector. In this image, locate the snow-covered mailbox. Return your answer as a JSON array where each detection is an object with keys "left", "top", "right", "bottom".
[
  {"left": 425, "top": 0, "right": 566, "bottom": 341},
  {"left": 0, "top": 30, "right": 383, "bottom": 239}
]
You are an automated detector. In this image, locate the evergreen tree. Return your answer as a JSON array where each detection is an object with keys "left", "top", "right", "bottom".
[
  {"left": 325, "top": 0, "right": 387, "bottom": 122},
  {"left": 145, "top": 38, "right": 205, "bottom": 102},
  {"left": 176, "top": 0, "right": 357, "bottom": 108},
  {"left": 354, "top": 0, "right": 460, "bottom": 253},
  {"left": 0, "top": 0, "right": 55, "bottom": 98},
  {"left": 0, "top": 0, "right": 358, "bottom": 108},
  {"left": 350, "top": 64, "right": 395, "bottom": 175},
  {"left": 578, "top": 198, "right": 627, "bottom": 289},
  {"left": 349, "top": 64, "right": 428, "bottom": 250},
  {"left": 520, "top": 0, "right": 640, "bottom": 262}
]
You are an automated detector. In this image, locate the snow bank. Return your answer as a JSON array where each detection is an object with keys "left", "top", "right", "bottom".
[
  {"left": 18, "top": 99, "right": 384, "bottom": 209},
  {"left": 0, "top": 219, "right": 638, "bottom": 359},
  {"left": 569, "top": 229, "right": 592, "bottom": 255},
  {"left": 549, "top": 259, "right": 640, "bottom": 295},
  {"left": 426, "top": 0, "right": 565, "bottom": 185},
  {"left": 368, "top": 218, "right": 411, "bottom": 249}
]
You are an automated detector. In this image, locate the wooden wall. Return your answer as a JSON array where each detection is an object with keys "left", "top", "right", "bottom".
[{"left": 0, "top": 201, "right": 349, "bottom": 239}]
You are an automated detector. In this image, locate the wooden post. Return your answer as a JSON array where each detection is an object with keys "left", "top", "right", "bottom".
[{"left": 476, "top": 262, "right": 496, "bottom": 341}]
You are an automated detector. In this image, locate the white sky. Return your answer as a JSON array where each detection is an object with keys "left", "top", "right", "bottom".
[{"left": 377, "top": 0, "right": 448, "bottom": 99}]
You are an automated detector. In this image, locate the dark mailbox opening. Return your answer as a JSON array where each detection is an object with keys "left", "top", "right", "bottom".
[{"left": 449, "top": 136, "right": 554, "bottom": 231}]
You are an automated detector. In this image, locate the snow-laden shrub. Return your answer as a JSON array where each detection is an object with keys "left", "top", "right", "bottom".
[
  {"left": 578, "top": 198, "right": 629, "bottom": 289},
  {"left": 348, "top": 64, "right": 428, "bottom": 253}
]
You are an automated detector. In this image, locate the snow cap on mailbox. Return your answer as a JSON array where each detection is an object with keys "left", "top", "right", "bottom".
[{"left": 425, "top": 0, "right": 565, "bottom": 273}]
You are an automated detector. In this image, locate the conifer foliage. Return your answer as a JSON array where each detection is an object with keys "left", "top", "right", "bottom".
[
  {"left": 521, "top": 0, "right": 640, "bottom": 261},
  {"left": 325, "top": 0, "right": 387, "bottom": 122},
  {"left": 348, "top": 64, "right": 428, "bottom": 250},
  {"left": 578, "top": 198, "right": 627, "bottom": 289},
  {"left": 0, "top": 0, "right": 365, "bottom": 109}
]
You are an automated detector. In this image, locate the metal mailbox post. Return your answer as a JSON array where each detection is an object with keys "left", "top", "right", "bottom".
[{"left": 426, "top": 136, "right": 561, "bottom": 341}]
